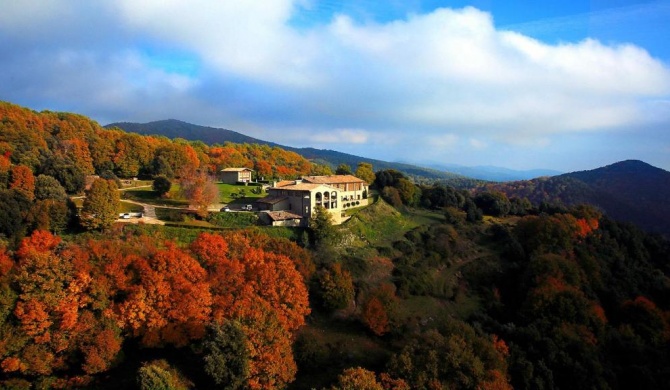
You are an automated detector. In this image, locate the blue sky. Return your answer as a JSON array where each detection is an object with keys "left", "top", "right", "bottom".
[{"left": 1, "top": 0, "right": 669, "bottom": 172}]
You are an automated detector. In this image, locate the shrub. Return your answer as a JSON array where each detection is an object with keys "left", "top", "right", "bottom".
[
  {"left": 137, "top": 360, "right": 191, "bottom": 390},
  {"left": 152, "top": 176, "right": 172, "bottom": 196}
]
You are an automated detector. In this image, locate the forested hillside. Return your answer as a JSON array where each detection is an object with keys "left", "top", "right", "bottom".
[
  {"left": 0, "top": 101, "right": 668, "bottom": 389},
  {"left": 107, "top": 119, "right": 477, "bottom": 184},
  {"left": 486, "top": 160, "right": 670, "bottom": 237},
  {"left": 0, "top": 101, "right": 315, "bottom": 184}
]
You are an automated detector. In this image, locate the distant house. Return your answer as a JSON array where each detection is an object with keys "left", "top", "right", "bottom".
[
  {"left": 259, "top": 211, "right": 303, "bottom": 227},
  {"left": 255, "top": 175, "right": 370, "bottom": 226},
  {"left": 220, "top": 168, "right": 253, "bottom": 184}
]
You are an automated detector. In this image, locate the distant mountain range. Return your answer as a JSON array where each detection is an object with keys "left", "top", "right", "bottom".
[
  {"left": 490, "top": 160, "right": 670, "bottom": 237},
  {"left": 106, "top": 119, "right": 556, "bottom": 182},
  {"left": 427, "top": 163, "right": 561, "bottom": 181}
]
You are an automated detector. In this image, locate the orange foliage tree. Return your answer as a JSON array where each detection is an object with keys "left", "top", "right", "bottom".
[
  {"left": 4, "top": 231, "right": 123, "bottom": 376},
  {"left": 189, "top": 232, "right": 310, "bottom": 389},
  {"left": 0, "top": 226, "right": 311, "bottom": 386},
  {"left": 359, "top": 283, "right": 398, "bottom": 336},
  {"left": 179, "top": 172, "right": 219, "bottom": 217},
  {"left": 361, "top": 297, "right": 389, "bottom": 336},
  {"left": 114, "top": 242, "right": 212, "bottom": 347},
  {"left": 9, "top": 165, "right": 35, "bottom": 200}
]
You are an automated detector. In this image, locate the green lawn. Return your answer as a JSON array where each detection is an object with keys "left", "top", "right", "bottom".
[
  {"left": 207, "top": 211, "right": 259, "bottom": 228},
  {"left": 404, "top": 207, "right": 446, "bottom": 225},
  {"left": 217, "top": 183, "right": 266, "bottom": 204},
  {"left": 342, "top": 199, "right": 419, "bottom": 247},
  {"left": 119, "top": 201, "right": 144, "bottom": 213},
  {"left": 119, "top": 179, "right": 153, "bottom": 189},
  {"left": 121, "top": 187, "right": 189, "bottom": 207}
]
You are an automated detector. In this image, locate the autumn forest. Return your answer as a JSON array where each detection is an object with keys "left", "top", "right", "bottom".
[{"left": 0, "top": 101, "right": 669, "bottom": 389}]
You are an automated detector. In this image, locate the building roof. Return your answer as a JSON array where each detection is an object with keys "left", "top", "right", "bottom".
[
  {"left": 302, "top": 174, "right": 367, "bottom": 185},
  {"left": 274, "top": 183, "right": 323, "bottom": 191},
  {"left": 271, "top": 183, "right": 341, "bottom": 192},
  {"left": 264, "top": 211, "right": 303, "bottom": 222},
  {"left": 274, "top": 180, "right": 296, "bottom": 188},
  {"left": 256, "top": 196, "right": 288, "bottom": 205},
  {"left": 221, "top": 167, "right": 253, "bottom": 172}
]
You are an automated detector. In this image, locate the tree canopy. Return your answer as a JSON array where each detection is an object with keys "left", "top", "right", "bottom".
[{"left": 80, "top": 179, "right": 120, "bottom": 230}]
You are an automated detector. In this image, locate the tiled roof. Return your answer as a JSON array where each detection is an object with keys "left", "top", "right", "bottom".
[
  {"left": 273, "top": 183, "right": 323, "bottom": 191},
  {"left": 265, "top": 211, "right": 303, "bottom": 221},
  {"left": 221, "top": 167, "right": 253, "bottom": 172},
  {"left": 302, "top": 175, "right": 366, "bottom": 185},
  {"left": 274, "top": 180, "right": 295, "bottom": 187}
]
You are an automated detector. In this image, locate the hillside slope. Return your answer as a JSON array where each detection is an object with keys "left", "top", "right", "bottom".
[
  {"left": 490, "top": 160, "right": 670, "bottom": 236},
  {"left": 106, "top": 120, "right": 476, "bottom": 183},
  {"left": 108, "top": 119, "right": 277, "bottom": 147}
]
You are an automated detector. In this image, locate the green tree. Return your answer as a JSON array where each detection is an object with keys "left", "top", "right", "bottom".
[
  {"left": 388, "top": 326, "right": 511, "bottom": 390},
  {"left": 355, "top": 162, "right": 375, "bottom": 184},
  {"left": 331, "top": 367, "right": 383, "bottom": 390},
  {"left": 335, "top": 163, "right": 352, "bottom": 175},
  {"left": 318, "top": 263, "right": 355, "bottom": 311},
  {"left": 474, "top": 191, "right": 511, "bottom": 217},
  {"left": 137, "top": 360, "right": 191, "bottom": 390},
  {"left": 81, "top": 179, "right": 120, "bottom": 231},
  {"left": 509, "top": 196, "right": 533, "bottom": 216},
  {"left": 309, "top": 205, "right": 337, "bottom": 245},
  {"left": 34, "top": 174, "right": 67, "bottom": 201},
  {"left": 40, "top": 155, "right": 86, "bottom": 194},
  {"left": 152, "top": 176, "right": 172, "bottom": 196},
  {"left": 381, "top": 187, "right": 402, "bottom": 208},
  {"left": 0, "top": 189, "right": 31, "bottom": 238},
  {"left": 202, "top": 321, "right": 250, "bottom": 389},
  {"left": 310, "top": 163, "right": 334, "bottom": 176},
  {"left": 373, "top": 169, "right": 404, "bottom": 189},
  {"left": 464, "top": 198, "right": 483, "bottom": 222},
  {"left": 421, "top": 185, "right": 466, "bottom": 209},
  {"left": 27, "top": 199, "right": 70, "bottom": 233},
  {"left": 396, "top": 178, "right": 418, "bottom": 206}
]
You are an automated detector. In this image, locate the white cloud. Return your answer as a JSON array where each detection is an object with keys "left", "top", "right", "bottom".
[
  {"left": 427, "top": 133, "right": 459, "bottom": 149},
  {"left": 469, "top": 138, "right": 487, "bottom": 150},
  {"left": 114, "top": 0, "right": 321, "bottom": 87},
  {"left": 1, "top": 1, "right": 669, "bottom": 169},
  {"left": 309, "top": 128, "right": 370, "bottom": 144}
]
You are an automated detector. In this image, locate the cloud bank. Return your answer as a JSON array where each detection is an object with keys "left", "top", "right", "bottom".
[{"left": 0, "top": 0, "right": 668, "bottom": 170}]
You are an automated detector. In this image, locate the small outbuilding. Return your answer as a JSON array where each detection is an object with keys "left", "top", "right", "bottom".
[
  {"left": 259, "top": 211, "right": 304, "bottom": 227},
  {"left": 220, "top": 168, "right": 254, "bottom": 184}
]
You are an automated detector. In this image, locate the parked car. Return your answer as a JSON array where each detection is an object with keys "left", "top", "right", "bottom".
[
  {"left": 121, "top": 213, "right": 131, "bottom": 219},
  {"left": 243, "top": 204, "right": 253, "bottom": 211},
  {"left": 221, "top": 206, "right": 231, "bottom": 212}
]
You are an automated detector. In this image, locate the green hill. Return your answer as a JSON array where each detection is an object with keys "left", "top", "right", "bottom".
[
  {"left": 490, "top": 160, "right": 670, "bottom": 236},
  {"left": 106, "top": 119, "right": 476, "bottom": 184}
]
